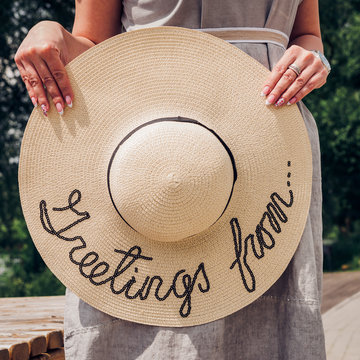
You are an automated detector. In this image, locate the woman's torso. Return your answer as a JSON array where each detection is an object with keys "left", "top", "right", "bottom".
[{"left": 64, "top": 1, "right": 326, "bottom": 359}]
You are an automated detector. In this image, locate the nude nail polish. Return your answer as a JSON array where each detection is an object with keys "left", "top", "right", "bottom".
[
  {"left": 31, "top": 97, "right": 37, "bottom": 107},
  {"left": 287, "top": 97, "right": 297, "bottom": 105},
  {"left": 65, "top": 96, "right": 73, "bottom": 108},
  {"left": 56, "top": 103, "right": 64, "bottom": 116},
  {"left": 261, "top": 86, "right": 270, "bottom": 97},
  {"left": 265, "top": 94, "right": 275, "bottom": 106}
]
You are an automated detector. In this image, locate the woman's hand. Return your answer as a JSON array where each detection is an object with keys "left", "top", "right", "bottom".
[
  {"left": 261, "top": 44, "right": 329, "bottom": 107},
  {"left": 15, "top": 21, "right": 73, "bottom": 116},
  {"left": 15, "top": 21, "right": 94, "bottom": 116}
]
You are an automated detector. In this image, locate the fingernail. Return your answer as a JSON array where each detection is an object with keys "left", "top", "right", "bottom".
[
  {"left": 65, "top": 96, "right": 73, "bottom": 108},
  {"left": 275, "top": 97, "right": 285, "bottom": 107},
  {"left": 41, "top": 104, "right": 48, "bottom": 117},
  {"left": 56, "top": 103, "right": 64, "bottom": 115},
  {"left": 261, "top": 86, "right": 271, "bottom": 97},
  {"left": 31, "top": 97, "right": 37, "bottom": 107},
  {"left": 265, "top": 94, "right": 276, "bottom": 106},
  {"left": 287, "top": 97, "right": 297, "bottom": 105}
]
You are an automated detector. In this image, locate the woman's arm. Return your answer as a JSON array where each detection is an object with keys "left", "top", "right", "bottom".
[
  {"left": 72, "top": 0, "right": 122, "bottom": 45},
  {"left": 261, "top": 0, "right": 329, "bottom": 107},
  {"left": 15, "top": 0, "right": 122, "bottom": 116},
  {"left": 289, "top": 0, "right": 323, "bottom": 52}
]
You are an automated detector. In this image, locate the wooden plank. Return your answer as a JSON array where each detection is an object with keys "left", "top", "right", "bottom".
[
  {"left": 45, "top": 332, "right": 63, "bottom": 350},
  {"left": 322, "top": 271, "right": 360, "bottom": 313},
  {"left": 29, "top": 336, "right": 46, "bottom": 357},
  {"left": 30, "top": 354, "right": 50, "bottom": 360},
  {"left": 0, "top": 333, "right": 61, "bottom": 350},
  {"left": 47, "top": 348, "right": 64, "bottom": 360},
  {"left": 0, "top": 297, "right": 65, "bottom": 350},
  {"left": 30, "top": 349, "right": 64, "bottom": 360},
  {"left": 0, "top": 348, "right": 9, "bottom": 360},
  {"left": 8, "top": 342, "right": 29, "bottom": 360}
]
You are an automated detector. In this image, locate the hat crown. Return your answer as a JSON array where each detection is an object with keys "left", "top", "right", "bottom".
[{"left": 108, "top": 118, "right": 235, "bottom": 242}]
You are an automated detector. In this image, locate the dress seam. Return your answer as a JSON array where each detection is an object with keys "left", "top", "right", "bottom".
[
  {"left": 64, "top": 296, "right": 320, "bottom": 339},
  {"left": 64, "top": 317, "right": 124, "bottom": 339},
  {"left": 259, "top": 294, "right": 320, "bottom": 305}
]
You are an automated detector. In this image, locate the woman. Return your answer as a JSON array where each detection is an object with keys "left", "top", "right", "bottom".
[{"left": 15, "top": 0, "right": 328, "bottom": 359}]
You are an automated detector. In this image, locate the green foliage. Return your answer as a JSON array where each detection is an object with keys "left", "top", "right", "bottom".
[
  {"left": 323, "top": 221, "right": 360, "bottom": 271},
  {"left": 0, "top": 253, "right": 65, "bottom": 297},
  {"left": 306, "top": 1, "right": 360, "bottom": 225},
  {"left": 303, "top": 0, "right": 360, "bottom": 271},
  {"left": 0, "top": 0, "right": 74, "bottom": 297}
]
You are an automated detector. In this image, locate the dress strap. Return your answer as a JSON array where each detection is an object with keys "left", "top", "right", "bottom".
[{"left": 198, "top": 27, "right": 289, "bottom": 49}]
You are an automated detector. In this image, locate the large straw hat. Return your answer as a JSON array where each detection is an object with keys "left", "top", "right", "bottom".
[{"left": 19, "top": 26, "right": 312, "bottom": 327}]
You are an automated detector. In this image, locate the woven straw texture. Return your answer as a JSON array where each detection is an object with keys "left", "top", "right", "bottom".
[{"left": 19, "top": 27, "right": 312, "bottom": 327}]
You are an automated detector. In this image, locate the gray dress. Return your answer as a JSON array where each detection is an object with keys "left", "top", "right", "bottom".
[{"left": 64, "top": 1, "right": 326, "bottom": 359}]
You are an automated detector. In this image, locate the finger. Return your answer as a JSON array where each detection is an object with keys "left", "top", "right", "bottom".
[
  {"left": 40, "top": 47, "right": 74, "bottom": 108},
  {"left": 288, "top": 71, "right": 327, "bottom": 105},
  {"left": 272, "top": 66, "right": 315, "bottom": 107},
  {"left": 15, "top": 58, "right": 38, "bottom": 108},
  {"left": 264, "top": 68, "right": 297, "bottom": 106},
  {"left": 266, "top": 50, "right": 320, "bottom": 105},
  {"left": 21, "top": 60, "right": 50, "bottom": 116},
  {"left": 30, "top": 54, "right": 65, "bottom": 115},
  {"left": 261, "top": 49, "right": 297, "bottom": 96},
  {"left": 280, "top": 66, "right": 327, "bottom": 106}
]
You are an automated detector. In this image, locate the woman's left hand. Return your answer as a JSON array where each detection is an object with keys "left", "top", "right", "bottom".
[{"left": 261, "top": 45, "right": 329, "bottom": 107}]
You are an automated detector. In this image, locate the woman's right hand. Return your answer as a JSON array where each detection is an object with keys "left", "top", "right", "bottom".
[{"left": 15, "top": 21, "right": 94, "bottom": 116}]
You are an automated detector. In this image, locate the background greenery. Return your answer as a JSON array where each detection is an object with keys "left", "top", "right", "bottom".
[{"left": 0, "top": 0, "right": 359, "bottom": 297}]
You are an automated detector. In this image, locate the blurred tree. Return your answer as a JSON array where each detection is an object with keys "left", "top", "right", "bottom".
[
  {"left": 0, "top": 0, "right": 74, "bottom": 296},
  {"left": 304, "top": 0, "right": 360, "bottom": 270},
  {"left": 306, "top": 4, "right": 360, "bottom": 218}
]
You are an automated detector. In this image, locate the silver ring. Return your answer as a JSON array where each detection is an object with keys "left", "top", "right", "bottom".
[{"left": 288, "top": 63, "right": 301, "bottom": 76}]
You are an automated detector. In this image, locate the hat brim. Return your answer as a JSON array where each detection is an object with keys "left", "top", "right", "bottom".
[{"left": 19, "top": 26, "right": 312, "bottom": 327}]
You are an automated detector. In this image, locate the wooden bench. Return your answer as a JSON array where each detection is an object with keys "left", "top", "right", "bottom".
[{"left": 0, "top": 296, "right": 65, "bottom": 360}]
